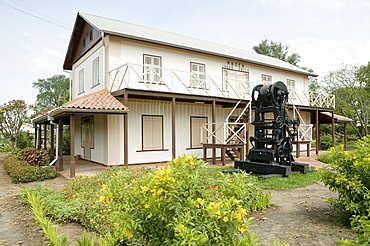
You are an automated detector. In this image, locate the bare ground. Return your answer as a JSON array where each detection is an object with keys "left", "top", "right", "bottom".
[{"left": 0, "top": 153, "right": 359, "bottom": 245}]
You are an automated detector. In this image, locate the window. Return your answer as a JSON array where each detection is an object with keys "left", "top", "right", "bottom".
[
  {"left": 191, "top": 63, "right": 206, "bottom": 88},
  {"left": 82, "top": 37, "right": 86, "bottom": 48},
  {"left": 222, "top": 69, "right": 250, "bottom": 96},
  {"left": 262, "top": 74, "right": 272, "bottom": 84},
  {"left": 78, "top": 69, "right": 84, "bottom": 94},
  {"left": 287, "top": 79, "right": 296, "bottom": 99},
  {"left": 89, "top": 30, "right": 93, "bottom": 41},
  {"left": 142, "top": 115, "right": 163, "bottom": 150},
  {"left": 92, "top": 57, "right": 99, "bottom": 87},
  {"left": 190, "top": 117, "right": 208, "bottom": 148},
  {"left": 143, "top": 55, "right": 161, "bottom": 83}
]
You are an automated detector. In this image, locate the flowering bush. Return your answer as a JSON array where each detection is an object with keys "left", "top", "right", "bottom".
[
  {"left": 66, "top": 155, "right": 271, "bottom": 245},
  {"left": 20, "top": 147, "right": 49, "bottom": 166},
  {"left": 319, "top": 137, "right": 370, "bottom": 244}
]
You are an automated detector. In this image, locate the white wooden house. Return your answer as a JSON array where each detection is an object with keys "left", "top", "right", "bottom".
[{"left": 32, "top": 13, "right": 346, "bottom": 178}]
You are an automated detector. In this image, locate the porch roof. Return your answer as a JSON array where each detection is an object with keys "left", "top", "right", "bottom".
[
  {"left": 32, "top": 89, "right": 128, "bottom": 124},
  {"left": 319, "top": 112, "right": 353, "bottom": 123}
]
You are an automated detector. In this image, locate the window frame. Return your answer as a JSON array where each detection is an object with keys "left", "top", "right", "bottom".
[
  {"left": 190, "top": 116, "right": 208, "bottom": 149},
  {"left": 222, "top": 68, "right": 250, "bottom": 92},
  {"left": 92, "top": 57, "right": 100, "bottom": 88},
  {"left": 287, "top": 79, "right": 296, "bottom": 99},
  {"left": 262, "top": 74, "right": 272, "bottom": 84},
  {"left": 190, "top": 62, "right": 206, "bottom": 88},
  {"left": 141, "top": 115, "right": 165, "bottom": 151},
  {"left": 143, "top": 54, "right": 162, "bottom": 84},
  {"left": 78, "top": 69, "right": 84, "bottom": 94}
]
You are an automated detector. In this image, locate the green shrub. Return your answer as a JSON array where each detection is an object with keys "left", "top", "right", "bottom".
[
  {"left": 319, "top": 137, "right": 370, "bottom": 243},
  {"left": 60, "top": 156, "right": 271, "bottom": 245},
  {"left": 20, "top": 147, "right": 49, "bottom": 166},
  {"left": 320, "top": 134, "right": 333, "bottom": 150},
  {"left": 318, "top": 152, "right": 335, "bottom": 164},
  {"left": 2, "top": 155, "right": 58, "bottom": 183}
]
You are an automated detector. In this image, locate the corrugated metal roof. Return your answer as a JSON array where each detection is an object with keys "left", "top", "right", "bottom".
[{"left": 78, "top": 12, "right": 316, "bottom": 77}]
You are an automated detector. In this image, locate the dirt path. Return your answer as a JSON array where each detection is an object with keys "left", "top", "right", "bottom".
[
  {"left": 0, "top": 153, "right": 359, "bottom": 245},
  {"left": 249, "top": 182, "right": 358, "bottom": 245}
]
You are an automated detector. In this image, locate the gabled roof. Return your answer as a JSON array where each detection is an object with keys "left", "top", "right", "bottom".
[
  {"left": 64, "top": 12, "right": 316, "bottom": 77},
  {"left": 32, "top": 89, "right": 128, "bottom": 124}
]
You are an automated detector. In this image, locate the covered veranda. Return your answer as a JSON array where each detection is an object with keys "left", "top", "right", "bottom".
[{"left": 31, "top": 89, "right": 128, "bottom": 179}]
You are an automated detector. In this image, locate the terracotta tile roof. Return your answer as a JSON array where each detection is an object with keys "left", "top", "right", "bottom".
[{"left": 64, "top": 89, "right": 128, "bottom": 110}]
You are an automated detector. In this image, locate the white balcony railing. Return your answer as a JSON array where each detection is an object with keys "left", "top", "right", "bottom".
[{"left": 109, "top": 63, "right": 335, "bottom": 108}]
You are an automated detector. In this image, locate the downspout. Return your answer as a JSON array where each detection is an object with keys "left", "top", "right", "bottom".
[{"left": 101, "top": 31, "right": 106, "bottom": 89}]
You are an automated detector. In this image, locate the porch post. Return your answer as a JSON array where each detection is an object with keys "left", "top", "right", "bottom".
[
  {"left": 50, "top": 124, "right": 55, "bottom": 160},
  {"left": 212, "top": 100, "right": 216, "bottom": 164},
  {"left": 37, "top": 123, "right": 42, "bottom": 149},
  {"left": 43, "top": 123, "right": 47, "bottom": 150},
  {"left": 172, "top": 97, "right": 176, "bottom": 159},
  {"left": 34, "top": 126, "right": 37, "bottom": 148},
  {"left": 344, "top": 123, "right": 347, "bottom": 151},
  {"left": 123, "top": 93, "right": 129, "bottom": 166},
  {"left": 70, "top": 114, "right": 75, "bottom": 178},
  {"left": 331, "top": 111, "right": 335, "bottom": 147},
  {"left": 58, "top": 118, "right": 64, "bottom": 171},
  {"left": 316, "top": 110, "right": 320, "bottom": 155}
]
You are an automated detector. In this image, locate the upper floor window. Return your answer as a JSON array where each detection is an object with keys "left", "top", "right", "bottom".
[
  {"left": 79, "top": 69, "right": 84, "bottom": 94},
  {"left": 143, "top": 54, "right": 161, "bottom": 83},
  {"left": 287, "top": 79, "right": 296, "bottom": 99},
  {"left": 262, "top": 74, "right": 272, "bottom": 84},
  {"left": 190, "top": 62, "right": 206, "bottom": 88},
  {"left": 92, "top": 57, "right": 99, "bottom": 87},
  {"left": 142, "top": 115, "right": 163, "bottom": 150},
  {"left": 222, "top": 69, "right": 250, "bottom": 94},
  {"left": 89, "top": 30, "right": 93, "bottom": 41},
  {"left": 82, "top": 37, "right": 86, "bottom": 48}
]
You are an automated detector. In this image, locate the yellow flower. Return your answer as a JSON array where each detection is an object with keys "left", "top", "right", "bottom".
[
  {"left": 223, "top": 216, "right": 229, "bottom": 222},
  {"left": 234, "top": 213, "right": 242, "bottom": 221},
  {"left": 144, "top": 204, "right": 150, "bottom": 209},
  {"left": 100, "top": 184, "right": 108, "bottom": 192},
  {"left": 196, "top": 198, "right": 205, "bottom": 205},
  {"left": 174, "top": 158, "right": 179, "bottom": 163},
  {"left": 123, "top": 229, "right": 133, "bottom": 239},
  {"left": 238, "top": 227, "right": 246, "bottom": 232},
  {"left": 99, "top": 196, "right": 106, "bottom": 202},
  {"left": 142, "top": 186, "right": 149, "bottom": 192},
  {"left": 113, "top": 222, "right": 119, "bottom": 227},
  {"left": 237, "top": 205, "right": 247, "bottom": 216}
]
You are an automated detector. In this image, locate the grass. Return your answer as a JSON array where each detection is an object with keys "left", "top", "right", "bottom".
[
  {"left": 252, "top": 171, "right": 320, "bottom": 191},
  {"left": 203, "top": 166, "right": 320, "bottom": 191}
]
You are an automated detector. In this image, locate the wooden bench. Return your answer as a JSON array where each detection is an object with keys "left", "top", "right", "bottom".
[
  {"left": 291, "top": 141, "right": 310, "bottom": 158},
  {"left": 202, "top": 143, "right": 245, "bottom": 166}
]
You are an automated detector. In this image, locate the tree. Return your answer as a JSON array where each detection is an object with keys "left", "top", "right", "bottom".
[
  {"left": 32, "top": 74, "right": 70, "bottom": 107},
  {"left": 322, "top": 64, "right": 370, "bottom": 138},
  {"left": 253, "top": 39, "right": 301, "bottom": 66},
  {"left": 0, "top": 100, "right": 30, "bottom": 149}
]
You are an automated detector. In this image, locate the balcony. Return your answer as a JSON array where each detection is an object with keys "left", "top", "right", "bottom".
[{"left": 108, "top": 63, "right": 335, "bottom": 108}]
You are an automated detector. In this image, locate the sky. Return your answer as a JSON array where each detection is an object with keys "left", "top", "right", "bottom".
[{"left": 1, "top": 0, "right": 370, "bottom": 105}]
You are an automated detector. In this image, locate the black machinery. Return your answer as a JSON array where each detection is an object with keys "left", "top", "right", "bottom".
[{"left": 235, "top": 81, "right": 309, "bottom": 176}]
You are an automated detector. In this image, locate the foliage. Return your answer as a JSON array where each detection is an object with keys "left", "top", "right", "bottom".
[
  {"left": 251, "top": 171, "right": 319, "bottom": 191},
  {"left": 16, "top": 130, "right": 34, "bottom": 150},
  {"left": 320, "top": 134, "right": 333, "bottom": 150},
  {"left": 0, "top": 99, "right": 30, "bottom": 150},
  {"left": 318, "top": 152, "right": 335, "bottom": 164},
  {"left": 23, "top": 189, "right": 69, "bottom": 246},
  {"left": 3, "top": 155, "right": 58, "bottom": 183},
  {"left": 322, "top": 63, "right": 370, "bottom": 138},
  {"left": 319, "top": 138, "right": 370, "bottom": 243},
  {"left": 57, "top": 156, "right": 270, "bottom": 245},
  {"left": 20, "top": 147, "right": 49, "bottom": 166},
  {"left": 253, "top": 39, "right": 301, "bottom": 66},
  {"left": 32, "top": 74, "right": 70, "bottom": 107}
]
